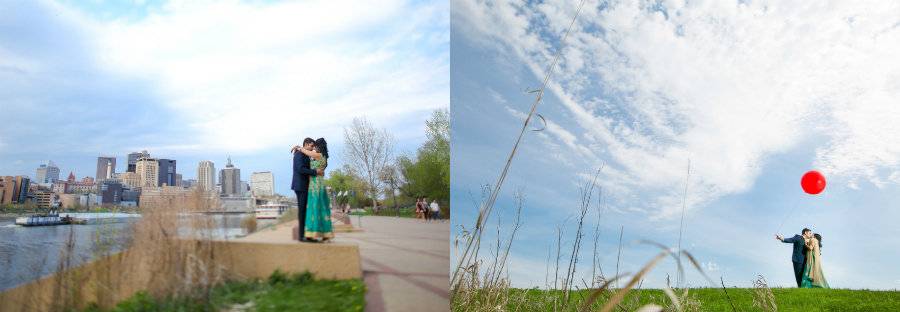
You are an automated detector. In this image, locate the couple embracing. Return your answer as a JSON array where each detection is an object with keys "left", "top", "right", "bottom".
[
  {"left": 291, "top": 137, "right": 333, "bottom": 242},
  {"left": 776, "top": 228, "right": 829, "bottom": 288}
]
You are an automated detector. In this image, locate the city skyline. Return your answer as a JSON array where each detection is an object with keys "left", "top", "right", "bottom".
[{"left": 0, "top": 0, "right": 448, "bottom": 196}]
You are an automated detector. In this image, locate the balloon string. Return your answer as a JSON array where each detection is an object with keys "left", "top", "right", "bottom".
[{"left": 775, "top": 196, "right": 802, "bottom": 235}]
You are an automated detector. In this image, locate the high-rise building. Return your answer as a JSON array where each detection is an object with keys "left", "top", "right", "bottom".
[
  {"left": 240, "top": 181, "right": 249, "bottom": 197},
  {"left": 96, "top": 156, "right": 117, "bottom": 181},
  {"left": 174, "top": 174, "right": 183, "bottom": 187},
  {"left": 1, "top": 176, "right": 32, "bottom": 204},
  {"left": 127, "top": 150, "right": 149, "bottom": 173},
  {"left": 35, "top": 161, "right": 60, "bottom": 184},
  {"left": 219, "top": 156, "right": 241, "bottom": 197},
  {"left": 157, "top": 159, "right": 177, "bottom": 187},
  {"left": 197, "top": 161, "right": 216, "bottom": 192},
  {"left": 119, "top": 172, "right": 141, "bottom": 188},
  {"left": 136, "top": 157, "right": 159, "bottom": 187},
  {"left": 100, "top": 181, "right": 123, "bottom": 205},
  {"left": 32, "top": 190, "right": 53, "bottom": 209},
  {"left": 250, "top": 171, "right": 275, "bottom": 197},
  {"left": 14, "top": 176, "right": 30, "bottom": 204},
  {"left": 0, "top": 176, "right": 13, "bottom": 204}
]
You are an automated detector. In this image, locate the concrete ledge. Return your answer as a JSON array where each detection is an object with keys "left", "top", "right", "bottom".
[{"left": 0, "top": 238, "right": 361, "bottom": 311}]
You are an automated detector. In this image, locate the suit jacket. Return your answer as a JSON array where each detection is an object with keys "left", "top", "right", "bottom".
[
  {"left": 291, "top": 151, "right": 317, "bottom": 192},
  {"left": 782, "top": 234, "right": 807, "bottom": 263}
]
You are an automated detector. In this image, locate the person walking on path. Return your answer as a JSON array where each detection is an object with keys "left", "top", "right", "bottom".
[{"left": 429, "top": 200, "right": 441, "bottom": 221}]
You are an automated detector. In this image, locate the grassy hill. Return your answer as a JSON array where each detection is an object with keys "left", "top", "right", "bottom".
[{"left": 479, "top": 287, "right": 900, "bottom": 311}]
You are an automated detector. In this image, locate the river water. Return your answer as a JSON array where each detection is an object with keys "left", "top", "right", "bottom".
[{"left": 0, "top": 213, "right": 276, "bottom": 291}]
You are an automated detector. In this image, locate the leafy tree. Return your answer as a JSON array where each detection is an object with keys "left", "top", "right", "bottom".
[
  {"left": 324, "top": 165, "right": 369, "bottom": 209},
  {"left": 399, "top": 109, "right": 450, "bottom": 203}
]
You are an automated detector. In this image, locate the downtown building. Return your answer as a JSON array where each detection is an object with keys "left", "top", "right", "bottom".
[
  {"left": 127, "top": 150, "right": 149, "bottom": 173},
  {"left": 135, "top": 157, "right": 159, "bottom": 187},
  {"left": 96, "top": 156, "right": 117, "bottom": 182},
  {"left": 197, "top": 160, "right": 216, "bottom": 192},
  {"left": 157, "top": 159, "right": 177, "bottom": 187},
  {"left": 250, "top": 171, "right": 275, "bottom": 197},
  {"left": 219, "top": 157, "right": 241, "bottom": 197},
  {"left": 35, "top": 161, "right": 60, "bottom": 184},
  {"left": 0, "top": 176, "right": 31, "bottom": 205}
]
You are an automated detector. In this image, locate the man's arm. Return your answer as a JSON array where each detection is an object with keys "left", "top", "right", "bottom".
[
  {"left": 294, "top": 153, "right": 317, "bottom": 177},
  {"left": 780, "top": 235, "right": 799, "bottom": 244}
]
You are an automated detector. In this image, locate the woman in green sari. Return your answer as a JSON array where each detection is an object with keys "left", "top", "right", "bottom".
[
  {"left": 801, "top": 233, "right": 829, "bottom": 288},
  {"left": 296, "top": 138, "right": 334, "bottom": 241}
]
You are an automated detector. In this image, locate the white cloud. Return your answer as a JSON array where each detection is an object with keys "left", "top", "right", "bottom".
[
  {"left": 455, "top": 0, "right": 900, "bottom": 218},
  {"left": 60, "top": 0, "right": 448, "bottom": 153}
]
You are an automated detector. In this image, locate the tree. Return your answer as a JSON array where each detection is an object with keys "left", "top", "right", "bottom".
[
  {"left": 380, "top": 163, "right": 404, "bottom": 216},
  {"left": 343, "top": 117, "right": 395, "bottom": 212},
  {"left": 398, "top": 109, "right": 450, "bottom": 204},
  {"left": 325, "top": 165, "right": 368, "bottom": 210}
]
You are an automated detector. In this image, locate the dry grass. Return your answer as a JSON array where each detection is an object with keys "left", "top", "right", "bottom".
[
  {"left": 16, "top": 188, "right": 243, "bottom": 311},
  {"left": 751, "top": 275, "right": 778, "bottom": 312},
  {"left": 241, "top": 214, "right": 258, "bottom": 234}
]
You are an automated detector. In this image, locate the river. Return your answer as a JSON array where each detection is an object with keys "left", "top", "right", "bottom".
[{"left": 0, "top": 213, "right": 277, "bottom": 291}]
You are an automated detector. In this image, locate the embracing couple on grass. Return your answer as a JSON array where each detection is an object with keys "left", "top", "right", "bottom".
[
  {"left": 776, "top": 228, "right": 829, "bottom": 288},
  {"left": 290, "top": 137, "right": 333, "bottom": 243}
]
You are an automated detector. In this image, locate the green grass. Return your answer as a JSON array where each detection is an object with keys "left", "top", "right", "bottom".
[
  {"left": 500, "top": 287, "right": 900, "bottom": 311},
  {"left": 349, "top": 206, "right": 420, "bottom": 218},
  {"left": 87, "top": 270, "right": 365, "bottom": 312}
]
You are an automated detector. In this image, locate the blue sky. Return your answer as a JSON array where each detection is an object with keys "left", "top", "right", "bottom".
[
  {"left": 451, "top": 0, "right": 900, "bottom": 289},
  {"left": 0, "top": 0, "right": 448, "bottom": 195}
]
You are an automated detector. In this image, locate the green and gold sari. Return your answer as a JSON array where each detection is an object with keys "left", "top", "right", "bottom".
[{"left": 305, "top": 157, "right": 334, "bottom": 240}]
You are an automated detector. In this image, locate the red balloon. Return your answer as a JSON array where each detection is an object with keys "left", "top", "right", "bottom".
[{"left": 801, "top": 170, "right": 826, "bottom": 195}]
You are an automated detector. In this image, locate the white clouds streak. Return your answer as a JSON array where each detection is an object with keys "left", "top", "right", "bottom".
[
  {"left": 455, "top": 0, "right": 900, "bottom": 218},
  {"left": 87, "top": 0, "right": 448, "bottom": 153}
]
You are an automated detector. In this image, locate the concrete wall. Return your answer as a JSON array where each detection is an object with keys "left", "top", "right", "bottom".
[{"left": 0, "top": 239, "right": 361, "bottom": 311}]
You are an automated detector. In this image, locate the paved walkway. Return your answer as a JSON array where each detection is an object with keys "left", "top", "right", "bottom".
[
  {"left": 240, "top": 215, "right": 449, "bottom": 312},
  {"left": 343, "top": 216, "right": 449, "bottom": 312}
]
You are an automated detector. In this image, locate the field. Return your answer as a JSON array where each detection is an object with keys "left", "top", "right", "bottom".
[{"left": 479, "top": 287, "right": 900, "bottom": 311}]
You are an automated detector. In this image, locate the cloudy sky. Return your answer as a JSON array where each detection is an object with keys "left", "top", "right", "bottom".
[
  {"left": 0, "top": 0, "right": 448, "bottom": 195},
  {"left": 451, "top": 0, "right": 900, "bottom": 289}
]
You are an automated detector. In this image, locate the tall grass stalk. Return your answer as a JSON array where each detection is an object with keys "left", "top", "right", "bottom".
[{"left": 450, "top": 0, "right": 587, "bottom": 291}]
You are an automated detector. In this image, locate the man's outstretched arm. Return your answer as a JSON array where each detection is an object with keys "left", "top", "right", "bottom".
[{"left": 780, "top": 235, "right": 799, "bottom": 244}]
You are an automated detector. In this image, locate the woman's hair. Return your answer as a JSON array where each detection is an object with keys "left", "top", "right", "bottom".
[
  {"left": 315, "top": 138, "right": 329, "bottom": 159},
  {"left": 814, "top": 233, "right": 822, "bottom": 246}
]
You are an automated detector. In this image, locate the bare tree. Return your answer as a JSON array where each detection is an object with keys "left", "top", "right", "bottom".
[
  {"left": 379, "top": 163, "right": 404, "bottom": 217},
  {"left": 343, "top": 117, "right": 395, "bottom": 212}
]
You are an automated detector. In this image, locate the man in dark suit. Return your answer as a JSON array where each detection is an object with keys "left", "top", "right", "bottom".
[
  {"left": 292, "top": 138, "right": 323, "bottom": 242},
  {"left": 776, "top": 228, "right": 812, "bottom": 287}
]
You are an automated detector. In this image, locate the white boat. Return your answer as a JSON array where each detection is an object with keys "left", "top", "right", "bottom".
[
  {"left": 255, "top": 202, "right": 289, "bottom": 219},
  {"left": 15, "top": 210, "right": 65, "bottom": 226}
]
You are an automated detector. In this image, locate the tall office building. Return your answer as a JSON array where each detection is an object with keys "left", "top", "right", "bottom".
[
  {"left": 250, "top": 171, "right": 275, "bottom": 197},
  {"left": 1, "top": 176, "right": 31, "bottom": 204},
  {"left": 0, "top": 176, "right": 15, "bottom": 204},
  {"left": 127, "top": 150, "right": 149, "bottom": 173},
  {"left": 157, "top": 159, "right": 177, "bottom": 187},
  {"left": 197, "top": 160, "right": 216, "bottom": 192},
  {"left": 100, "top": 181, "right": 123, "bottom": 205},
  {"left": 35, "top": 161, "right": 60, "bottom": 184},
  {"left": 96, "top": 156, "right": 117, "bottom": 181},
  {"left": 119, "top": 172, "right": 141, "bottom": 188},
  {"left": 135, "top": 157, "right": 159, "bottom": 187},
  {"left": 240, "top": 181, "right": 249, "bottom": 197},
  {"left": 174, "top": 173, "right": 183, "bottom": 187},
  {"left": 219, "top": 156, "right": 241, "bottom": 197}
]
